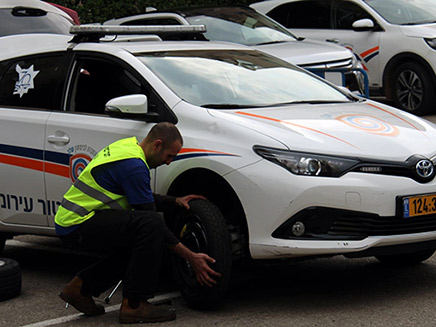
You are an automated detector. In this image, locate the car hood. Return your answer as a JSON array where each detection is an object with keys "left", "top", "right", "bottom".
[
  {"left": 253, "top": 39, "right": 352, "bottom": 66},
  {"left": 400, "top": 23, "right": 436, "bottom": 38},
  {"left": 208, "top": 101, "right": 436, "bottom": 161}
]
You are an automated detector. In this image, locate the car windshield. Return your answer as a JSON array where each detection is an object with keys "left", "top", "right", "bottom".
[
  {"left": 0, "top": 8, "right": 72, "bottom": 37},
  {"left": 365, "top": 0, "right": 436, "bottom": 25},
  {"left": 182, "top": 7, "right": 297, "bottom": 46},
  {"left": 138, "top": 49, "right": 351, "bottom": 108}
]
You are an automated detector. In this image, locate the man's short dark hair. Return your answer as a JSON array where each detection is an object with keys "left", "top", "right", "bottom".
[{"left": 146, "top": 122, "right": 183, "bottom": 149}]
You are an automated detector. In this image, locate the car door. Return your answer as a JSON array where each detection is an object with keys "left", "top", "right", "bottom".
[
  {"left": 267, "top": 0, "right": 382, "bottom": 87},
  {"left": 44, "top": 53, "right": 171, "bottom": 227},
  {"left": 0, "top": 53, "right": 66, "bottom": 227}
]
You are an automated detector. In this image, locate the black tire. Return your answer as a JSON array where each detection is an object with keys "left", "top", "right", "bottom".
[
  {"left": 0, "top": 235, "right": 5, "bottom": 255},
  {"left": 172, "top": 199, "right": 232, "bottom": 309},
  {"left": 375, "top": 249, "right": 435, "bottom": 266},
  {"left": 0, "top": 258, "right": 21, "bottom": 301},
  {"left": 391, "top": 62, "right": 436, "bottom": 115}
]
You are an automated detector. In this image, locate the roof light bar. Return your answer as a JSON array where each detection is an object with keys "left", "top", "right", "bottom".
[{"left": 70, "top": 24, "right": 207, "bottom": 35}]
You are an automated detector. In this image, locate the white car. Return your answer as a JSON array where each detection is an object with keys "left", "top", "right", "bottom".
[
  {"left": 104, "top": 6, "right": 367, "bottom": 95},
  {"left": 1, "top": 25, "right": 436, "bottom": 307},
  {"left": 0, "top": 0, "right": 74, "bottom": 37},
  {"left": 251, "top": 0, "right": 436, "bottom": 115}
]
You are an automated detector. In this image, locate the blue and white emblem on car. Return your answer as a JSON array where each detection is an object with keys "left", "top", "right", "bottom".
[{"left": 13, "top": 64, "right": 39, "bottom": 98}]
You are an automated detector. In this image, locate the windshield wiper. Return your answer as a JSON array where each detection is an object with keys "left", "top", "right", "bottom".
[
  {"left": 255, "top": 40, "right": 289, "bottom": 46},
  {"left": 201, "top": 104, "right": 271, "bottom": 109},
  {"left": 401, "top": 20, "right": 436, "bottom": 25},
  {"left": 272, "top": 100, "right": 352, "bottom": 106}
]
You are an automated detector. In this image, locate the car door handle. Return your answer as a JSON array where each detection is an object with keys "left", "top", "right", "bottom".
[
  {"left": 326, "top": 38, "right": 340, "bottom": 44},
  {"left": 47, "top": 133, "right": 70, "bottom": 145}
]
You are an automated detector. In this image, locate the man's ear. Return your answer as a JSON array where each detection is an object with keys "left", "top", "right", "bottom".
[{"left": 152, "top": 139, "right": 163, "bottom": 152}]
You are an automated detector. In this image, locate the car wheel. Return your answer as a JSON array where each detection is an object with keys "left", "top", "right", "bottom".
[
  {"left": 0, "top": 258, "right": 21, "bottom": 301},
  {"left": 375, "top": 249, "right": 435, "bottom": 266},
  {"left": 392, "top": 62, "right": 435, "bottom": 115},
  {"left": 172, "top": 199, "right": 232, "bottom": 309}
]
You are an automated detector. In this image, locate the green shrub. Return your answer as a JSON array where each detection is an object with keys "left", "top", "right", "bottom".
[{"left": 52, "top": 0, "right": 254, "bottom": 24}]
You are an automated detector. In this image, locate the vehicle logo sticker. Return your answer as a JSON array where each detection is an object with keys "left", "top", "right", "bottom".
[
  {"left": 360, "top": 46, "right": 379, "bottom": 63},
  {"left": 235, "top": 111, "right": 359, "bottom": 149},
  {"left": 69, "top": 153, "right": 92, "bottom": 183},
  {"left": 416, "top": 159, "right": 434, "bottom": 179},
  {"left": 13, "top": 64, "right": 39, "bottom": 98},
  {"left": 336, "top": 114, "right": 399, "bottom": 136},
  {"left": 174, "top": 148, "right": 239, "bottom": 161}
]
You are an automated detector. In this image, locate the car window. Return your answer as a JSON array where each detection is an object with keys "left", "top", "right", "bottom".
[
  {"left": 267, "top": 0, "right": 332, "bottom": 29},
  {"left": 0, "top": 54, "right": 66, "bottom": 110},
  {"left": 139, "top": 49, "right": 351, "bottom": 108},
  {"left": 366, "top": 0, "right": 436, "bottom": 25},
  {"left": 333, "top": 0, "right": 373, "bottom": 29},
  {"left": 68, "top": 56, "right": 175, "bottom": 122},
  {"left": 184, "top": 7, "right": 297, "bottom": 45},
  {"left": 0, "top": 8, "right": 72, "bottom": 37},
  {"left": 120, "top": 18, "right": 181, "bottom": 25}
]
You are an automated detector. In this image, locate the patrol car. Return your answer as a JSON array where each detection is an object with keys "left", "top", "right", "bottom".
[
  {"left": 1, "top": 25, "right": 436, "bottom": 307},
  {"left": 251, "top": 0, "right": 436, "bottom": 115}
]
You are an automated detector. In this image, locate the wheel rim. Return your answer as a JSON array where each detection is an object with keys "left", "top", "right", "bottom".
[
  {"left": 396, "top": 69, "right": 423, "bottom": 111},
  {"left": 174, "top": 214, "right": 209, "bottom": 294}
]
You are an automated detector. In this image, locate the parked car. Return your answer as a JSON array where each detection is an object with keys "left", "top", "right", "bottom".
[
  {"left": 45, "top": 1, "right": 80, "bottom": 25},
  {"left": 251, "top": 0, "right": 436, "bottom": 115},
  {"left": 104, "top": 6, "right": 367, "bottom": 95},
  {"left": 0, "top": 0, "right": 74, "bottom": 37},
  {"left": 1, "top": 25, "right": 436, "bottom": 307}
]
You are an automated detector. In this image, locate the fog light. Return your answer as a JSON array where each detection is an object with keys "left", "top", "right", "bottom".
[{"left": 291, "top": 221, "right": 305, "bottom": 237}]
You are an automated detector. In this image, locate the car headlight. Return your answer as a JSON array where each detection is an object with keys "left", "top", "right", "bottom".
[
  {"left": 253, "top": 145, "right": 360, "bottom": 177},
  {"left": 425, "top": 38, "right": 436, "bottom": 50}
]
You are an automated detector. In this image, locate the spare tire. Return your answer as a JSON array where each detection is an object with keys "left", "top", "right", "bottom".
[{"left": 0, "top": 258, "right": 21, "bottom": 301}]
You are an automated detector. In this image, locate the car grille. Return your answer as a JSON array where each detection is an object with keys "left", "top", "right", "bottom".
[
  {"left": 299, "top": 58, "right": 353, "bottom": 70},
  {"left": 328, "top": 214, "right": 436, "bottom": 238},
  {"left": 272, "top": 207, "right": 436, "bottom": 241}
]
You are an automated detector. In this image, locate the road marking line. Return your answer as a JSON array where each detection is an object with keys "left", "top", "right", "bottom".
[{"left": 19, "top": 292, "right": 180, "bottom": 327}]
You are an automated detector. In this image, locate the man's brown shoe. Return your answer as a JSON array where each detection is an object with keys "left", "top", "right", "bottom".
[
  {"left": 59, "top": 276, "right": 105, "bottom": 316},
  {"left": 119, "top": 298, "right": 176, "bottom": 324}
]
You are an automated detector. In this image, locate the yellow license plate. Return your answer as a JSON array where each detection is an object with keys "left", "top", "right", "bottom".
[{"left": 403, "top": 193, "right": 436, "bottom": 218}]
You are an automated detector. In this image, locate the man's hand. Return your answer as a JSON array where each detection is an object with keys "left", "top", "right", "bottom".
[
  {"left": 175, "top": 194, "right": 207, "bottom": 210},
  {"left": 171, "top": 243, "right": 221, "bottom": 287}
]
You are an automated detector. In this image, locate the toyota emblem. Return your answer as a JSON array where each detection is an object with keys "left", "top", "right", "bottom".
[{"left": 415, "top": 159, "right": 434, "bottom": 179}]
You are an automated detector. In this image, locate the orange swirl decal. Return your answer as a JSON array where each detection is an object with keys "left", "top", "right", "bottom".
[{"left": 336, "top": 114, "right": 399, "bottom": 136}]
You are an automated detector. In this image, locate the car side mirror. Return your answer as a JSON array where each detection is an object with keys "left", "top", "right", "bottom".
[
  {"left": 105, "top": 94, "right": 160, "bottom": 122},
  {"left": 352, "top": 18, "right": 374, "bottom": 32}
]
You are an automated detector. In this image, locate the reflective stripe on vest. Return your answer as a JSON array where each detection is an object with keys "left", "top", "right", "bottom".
[{"left": 55, "top": 137, "right": 148, "bottom": 227}]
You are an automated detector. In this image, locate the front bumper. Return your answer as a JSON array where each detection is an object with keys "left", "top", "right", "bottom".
[
  {"left": 226, "top": 160, "right": 436, "bottom": 260},
  {"left": 251, "top": 231, "right": 436, "bottom": 259}
]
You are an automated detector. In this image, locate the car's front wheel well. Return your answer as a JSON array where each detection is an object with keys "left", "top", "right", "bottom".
[
  {"left": 383, "top": 52, "right": 436, "bottom": 101},
  {"left": 166, "top": 168, "right": 248, "bottom": 260}
]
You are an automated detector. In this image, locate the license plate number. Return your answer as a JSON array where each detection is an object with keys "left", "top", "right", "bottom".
[{"left": 403, "top": 193, "right": 436, "bottom": 218}]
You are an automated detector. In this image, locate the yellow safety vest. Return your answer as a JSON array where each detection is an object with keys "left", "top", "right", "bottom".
[{"left": 55, "top": 137, "right": 149, "bottom": 227}]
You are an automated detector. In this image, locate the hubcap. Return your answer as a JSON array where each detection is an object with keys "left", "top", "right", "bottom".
[
  {"left": 175, "top": 215, "right": 208, "bottom": 292},
  {"left": 396, "top": 70, "right": 423, "bottom": 111}
]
